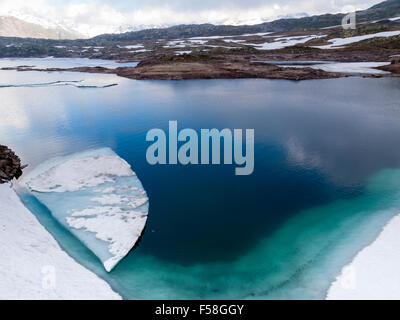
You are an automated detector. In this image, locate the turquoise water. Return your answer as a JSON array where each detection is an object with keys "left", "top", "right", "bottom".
[{"left": 2, "top": 62, "right": 400, "bottom": 299}]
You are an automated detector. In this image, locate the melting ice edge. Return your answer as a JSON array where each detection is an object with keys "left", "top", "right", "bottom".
[{"left": 21, "top": 148, "right": 149, "bottom": 272}]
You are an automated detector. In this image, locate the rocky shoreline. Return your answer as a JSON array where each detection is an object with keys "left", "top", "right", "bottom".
[
  {"left": 0, "top": 145, "right": 26, "bottom": 184},
  {"left": 378, "top": 62, "right": 400, "bottom": 74},
  {"left": 116, "top": 58, "right": 347, "bottom": 80},
  {"left": 1, "top": 58, "right": 346, "bottom": 81},
  {"left": 2, "top": 51, "right": 399, "bottom": 80}
]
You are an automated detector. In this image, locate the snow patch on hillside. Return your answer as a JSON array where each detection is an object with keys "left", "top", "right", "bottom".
[
  {"left": 312, "top": 30, "right": 400, "bottom": 49},
  {"left": 246, "top": 35, "right": 325, "bottom": 50}
]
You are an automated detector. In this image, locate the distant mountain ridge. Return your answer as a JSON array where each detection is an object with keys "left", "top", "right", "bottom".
[
  {"left": 93, "top": 0, "right": 400, "bottom": 41},
  {"left": 0, "top": 0, "right": 399, "bottom": 41},
  {"left": 0, "top": 16, "right": 83, "bottom": 40}
]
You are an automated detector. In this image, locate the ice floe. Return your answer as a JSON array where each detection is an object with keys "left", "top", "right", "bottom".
[
  {"left": 188, "top": 32, "right": 272, "bottom": 40},
  {"left": 21, "top": 148, "right": 149, "bottom": 272},
  {"left": 130, "top": 49, "right": 151, "bottom": 53},
  {"left": 0, "top": 80, "right": 118, "bottom": 89},
  {"left": 25, "top": 152, "right": 134, "bottom": 193},
  {"left": 312, "top": 30, "right": 400, "bottom": 49}
]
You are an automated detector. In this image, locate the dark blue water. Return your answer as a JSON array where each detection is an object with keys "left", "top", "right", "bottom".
[{"left": 2, "top": 66, "right": 400, "bottom": 299}]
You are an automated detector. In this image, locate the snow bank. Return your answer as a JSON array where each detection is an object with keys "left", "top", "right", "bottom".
[
  {"left": 22, "top": 148, "right": 149, "bottom": 272},
  {"left": 246, "top": 35, "right": 325, "bottom": 50},
  {"left": 273, "top": 61, "right": 390, "bottom": 74},
  {"left": 0, "top": 183, "right": 121, "bottom": 300},
  {"left": 175, "top": 50, "right": 192, "bottom": 55},
  {"left": 327, "top": 214, "right": 400, "bottom": 300},
  {"left": 281, "top": 62, "right": 390, "bottom": 74},
  {"left": 120, "top": 44, "right": 144, "bottom": 49},
  {"left": 312, "top": 30, "right": 400, "bottom": 49},
  {"left": 313, "top": 62, "right": 390, "bottom": 74},
  {"left": 163, "top": 39, "right": 208, "bottom": 48},
  {"left": 189, "top": 32, "right": 272, "bottom": 40}
]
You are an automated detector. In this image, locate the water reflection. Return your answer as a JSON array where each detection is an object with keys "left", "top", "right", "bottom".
[{"left": 2, "top": 66, "right": 400, "bottom": 298}]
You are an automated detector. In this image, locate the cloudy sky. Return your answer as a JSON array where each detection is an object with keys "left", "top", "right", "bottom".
[{"left": 0, "top": 0, "right": 383, "bottom": 36}]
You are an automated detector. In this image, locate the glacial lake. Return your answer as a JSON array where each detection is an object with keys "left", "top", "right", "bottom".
[{"left": 2, "top": 59, "right": 400, "bottom": 299}]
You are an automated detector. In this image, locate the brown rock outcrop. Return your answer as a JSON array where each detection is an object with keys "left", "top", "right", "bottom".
[{"left": 0, "top": 145, "right": 26, "bottom": 184}]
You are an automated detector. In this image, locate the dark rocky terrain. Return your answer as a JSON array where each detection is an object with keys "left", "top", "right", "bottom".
[{"left": 0, "top": 145, "right": 26, "bottom": 184}]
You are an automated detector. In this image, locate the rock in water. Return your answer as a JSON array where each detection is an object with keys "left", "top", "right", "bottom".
[
  {"left": 21, "top": 148, "right": 149, "bottom": 272},
  {"left": 0, "top": 145, "right": 26, "bottom": 183}
]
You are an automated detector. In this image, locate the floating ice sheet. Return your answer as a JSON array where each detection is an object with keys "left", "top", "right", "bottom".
[
  {"left": 21, "top": 148, "right": 149, "bottom": 272},
  {"left": 0, "top": 80, "right": 118, "bottom": 89}
]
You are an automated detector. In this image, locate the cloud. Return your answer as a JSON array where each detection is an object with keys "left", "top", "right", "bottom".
[{"left": 0, "top": 0, "right": 382, "bottom": 36}]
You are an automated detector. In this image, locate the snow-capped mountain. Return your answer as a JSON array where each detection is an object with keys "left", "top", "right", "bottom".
[
  {"left": 0, "top": 16, "right": 84, "bottom": 39},
  {"left": 277, "top": 12, "right": 310, "bottom": 20},
  {"left": 0, "top": 7, "right": 279, "bottom": 39},
  {"left": 0, "top": 7, "right": 308, "bottom": 39},
  {"left": 0, "top": 8, "right": 172, "bottom": 39},
  {"left": 70, "top": 23, "right": 173, "bottom": 37},
  {"left": 5, "top": 9, "right": 72, "bottom": 31}
]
